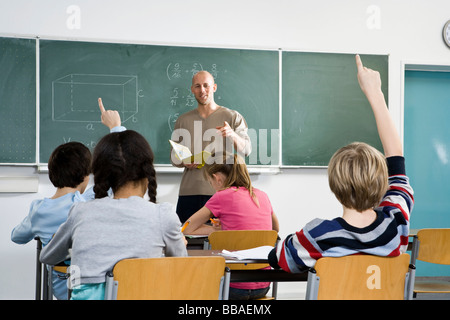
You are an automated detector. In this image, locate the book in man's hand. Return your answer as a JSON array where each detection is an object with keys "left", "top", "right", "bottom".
[{"left": 169, "top": 140, "right": 211, "bottom": 169}]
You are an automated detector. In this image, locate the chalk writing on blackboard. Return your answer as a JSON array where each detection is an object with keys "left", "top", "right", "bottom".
[
  {"left": 168, "top": 112, "right": 179, "bottom": 132},
  {"left": 166, "top": 62, "right": 204, "bottom": 81},
  {"left": 52, "top": 74, "right": 139, "bottom": 123}
]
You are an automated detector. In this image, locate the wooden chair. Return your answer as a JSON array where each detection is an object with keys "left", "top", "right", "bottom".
[
  {"left": 208, "top": 230, "right": 278, "bottom": 299},
  {"left": 104, "top": 256, "right": 230, "bottom": 300},
  {"left": 410, "top": 228, "right": 450, "bottom": 297},
  {"left": 306, "top": 253, "right": 415, "bottom": 300},
  {"left": 208, "top": 230, "right": 278, "bottom": 270}
]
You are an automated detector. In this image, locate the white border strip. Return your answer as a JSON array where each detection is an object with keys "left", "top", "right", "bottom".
[
  {"left": 35, "top": 36, "right": 40, "bottom": 166},
  {"left": 0, "top": 176, "right": 39, "bottom": 192},
  {"left": 37, "top": 164, "right": 281, "bottom": 175},
  {"left": 278, "top": 48, "right": 283, "bottom": 168}
]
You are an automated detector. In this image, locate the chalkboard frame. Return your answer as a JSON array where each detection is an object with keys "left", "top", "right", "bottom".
[{"left": 0, "top": 35, "right": 390, "bottom": 171}]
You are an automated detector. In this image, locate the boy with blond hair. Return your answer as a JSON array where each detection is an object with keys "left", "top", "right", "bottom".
[{"left": 269, "top": 55, "right": 414, "bottom": 272}]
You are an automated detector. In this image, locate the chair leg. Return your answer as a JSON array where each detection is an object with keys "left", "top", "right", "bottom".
[
  {"left": 35, "top": 239, "right": 42, "bottom": 300},
  {"left": 222, "top": 267, "right": 230, "bottom": 300},
  {"left": 272, "top": 281, "right": 278, "bottom": 299},
  {"left": 104, "top": 271, "right": 117, "bottom": 300},
  {"left": 46, "top": 265, "right": 53, "bottom": 300},
  {"left": 42, "top": 264, "right": 49, "bottom": 300},
  {"left": 410, "top": 236, "right": 420, "bottom": 266},
  {"left": 305, "top": 269, "right": 319, "bottom": 300}
]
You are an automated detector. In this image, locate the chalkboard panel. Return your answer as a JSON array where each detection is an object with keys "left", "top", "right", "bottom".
[
  {"left": 0, "top": 37, "right": 36, "bottom": 163},
  {"left": 282, "top": 52, "right": 388, "bottom": 166},
  {"left": 39, "top": 40, "right": 279, "bottom": 165}
]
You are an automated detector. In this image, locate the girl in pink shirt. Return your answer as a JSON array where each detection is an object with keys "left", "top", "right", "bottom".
[{"left": 183, "top": 152, "right": 279, "bottom": 300}]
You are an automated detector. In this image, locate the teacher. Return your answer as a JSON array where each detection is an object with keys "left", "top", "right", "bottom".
[{"left": 170, "top": 70, "right": 252, "bottom": 223}]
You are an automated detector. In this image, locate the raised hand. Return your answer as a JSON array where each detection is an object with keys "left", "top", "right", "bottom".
[
  {"left": 355, "top": 55, "right": 402, "bottom": 157},
  {"left": 355, "top": 54, "right": 383, "bottom": 100},
  {"left": 98, "top": 98, "right": 121, "bottom": 129}
]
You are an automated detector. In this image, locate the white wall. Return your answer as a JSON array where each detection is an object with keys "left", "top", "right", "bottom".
[{"left": 1, "top": 0, "right": 449, "bottom": 299}]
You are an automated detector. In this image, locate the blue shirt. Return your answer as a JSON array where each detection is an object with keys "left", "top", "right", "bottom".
[
  {"left": 11, "top": 188, "right": 95, "bottom": 300},
  {"left": 11, "top": 188, "right": 95, "bottom": 245},
  {"left": 11, "top": 125, "right": 125, "bottom": 246}
]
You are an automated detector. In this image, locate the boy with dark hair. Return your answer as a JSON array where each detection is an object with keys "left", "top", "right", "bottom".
[
  {"left": 11, "top": 142, "right": 93, "bottom": 299},
  {"left": 11, "top": 98, "right": 125, "bottom": 299},
  {"left": 12, "top": 141, "right": 93, "bottom": 246}
]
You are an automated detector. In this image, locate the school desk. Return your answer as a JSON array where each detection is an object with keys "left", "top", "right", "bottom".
[
  {"left": 188, "top": 230, "right": 417, "bottom": 252},
  {"left": 188, "top": 230, "right": 419, "bottom": 285},
  {"left": 187, "top": 249, "right": 307, "bottom": 283},
  {"left": 185, "top": 235, "right": 209, "bottom": 250},
  {"left": 408, "top": 229, "right": 419, "bottom": 251}
]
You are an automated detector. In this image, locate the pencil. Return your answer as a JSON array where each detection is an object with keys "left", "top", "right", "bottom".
[{"left": 181, "top": 220, "right": 190, "bottom": 232}]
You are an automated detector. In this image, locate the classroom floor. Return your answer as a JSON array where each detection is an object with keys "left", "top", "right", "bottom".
[
  {"left": 272, "top": 282, "right": 306, "bottom": 300},
  {"left": 273, "top": 282, "right": 450, "bottom": 300}
]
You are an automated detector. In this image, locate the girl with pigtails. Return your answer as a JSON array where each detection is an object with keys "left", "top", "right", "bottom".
[{"left": 40, "top": 102, "right": 187, "bottom": 300}]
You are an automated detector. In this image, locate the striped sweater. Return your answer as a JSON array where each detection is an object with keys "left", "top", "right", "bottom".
[{"left": 268, "top": 156, "right": 414, "bottom": 273}]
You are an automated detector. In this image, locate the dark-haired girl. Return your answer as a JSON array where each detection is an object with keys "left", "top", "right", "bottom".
[{"left": 41, "top": 108, "right": 187, "bottom": 300}]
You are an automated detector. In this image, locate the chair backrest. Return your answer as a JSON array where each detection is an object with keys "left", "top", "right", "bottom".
[
  {"left": 208, "top": 230, "right": 278, "bottom": 270},
  {"left": 306, "top": 253, "right": 414, "bottom": 300},
  {"left": 105, "top": 256, "right": 229, "bottom": 300},
  {"left": 416, "top": 228, "right": 450, "bottom": 265},
  {"left": 208, "top": 230, "right": 278, "bottom": 250}
]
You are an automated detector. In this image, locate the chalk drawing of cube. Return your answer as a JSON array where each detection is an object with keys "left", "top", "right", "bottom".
[{"left": 52, "top": 74, "right": 138, "bottom": 123}]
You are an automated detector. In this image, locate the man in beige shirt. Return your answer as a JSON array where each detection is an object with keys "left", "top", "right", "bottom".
[{"left": 171, "top": 71, "right": 252, "bottom": 223}]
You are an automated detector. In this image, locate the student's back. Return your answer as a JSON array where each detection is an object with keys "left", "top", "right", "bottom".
[
  {"left": 11, "top": 141, "right": 93, "bottom": 300},
  {"left": 205, "top": 186, "right": 273, "bottom": 231},
  {"left": 41, "top": 195, "right": 186, "bottom": 285},
  {"left": 11, "top": 191, "right": 91, "bottom": 246},
  {"left": 182, "top": 152, "right": 279, "bottom": 300},
  {"left": 40, "top": 129, "right": 187, "bottom": 300},
  {"left": 268, "top": 55, "right": 414, "bottom": 274}
]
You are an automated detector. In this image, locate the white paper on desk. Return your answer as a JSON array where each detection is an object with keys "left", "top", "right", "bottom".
[
  {"left": 220, "top": 246, "right": 273, "bottom": 260},
  {"left": 185, "top": 234, "right": 208, "bottom": 239}
]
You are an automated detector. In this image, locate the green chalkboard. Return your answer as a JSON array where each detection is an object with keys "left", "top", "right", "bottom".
[
  {"left": 0, "top": 37, "right": 36, "bottom": 163},
  {"left": 1, "top": 36, "right": 390, "bottom": 168},
  {"left": 282, "top": 52, "right": 388, "bottom": 166},
  {"left": 39, "top": 40, "right": 279, "bottom": 165}
]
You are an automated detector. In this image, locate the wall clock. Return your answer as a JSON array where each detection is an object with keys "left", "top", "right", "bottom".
[{"left": 443, "top": 20, "right": 450, "bottom": 48}]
